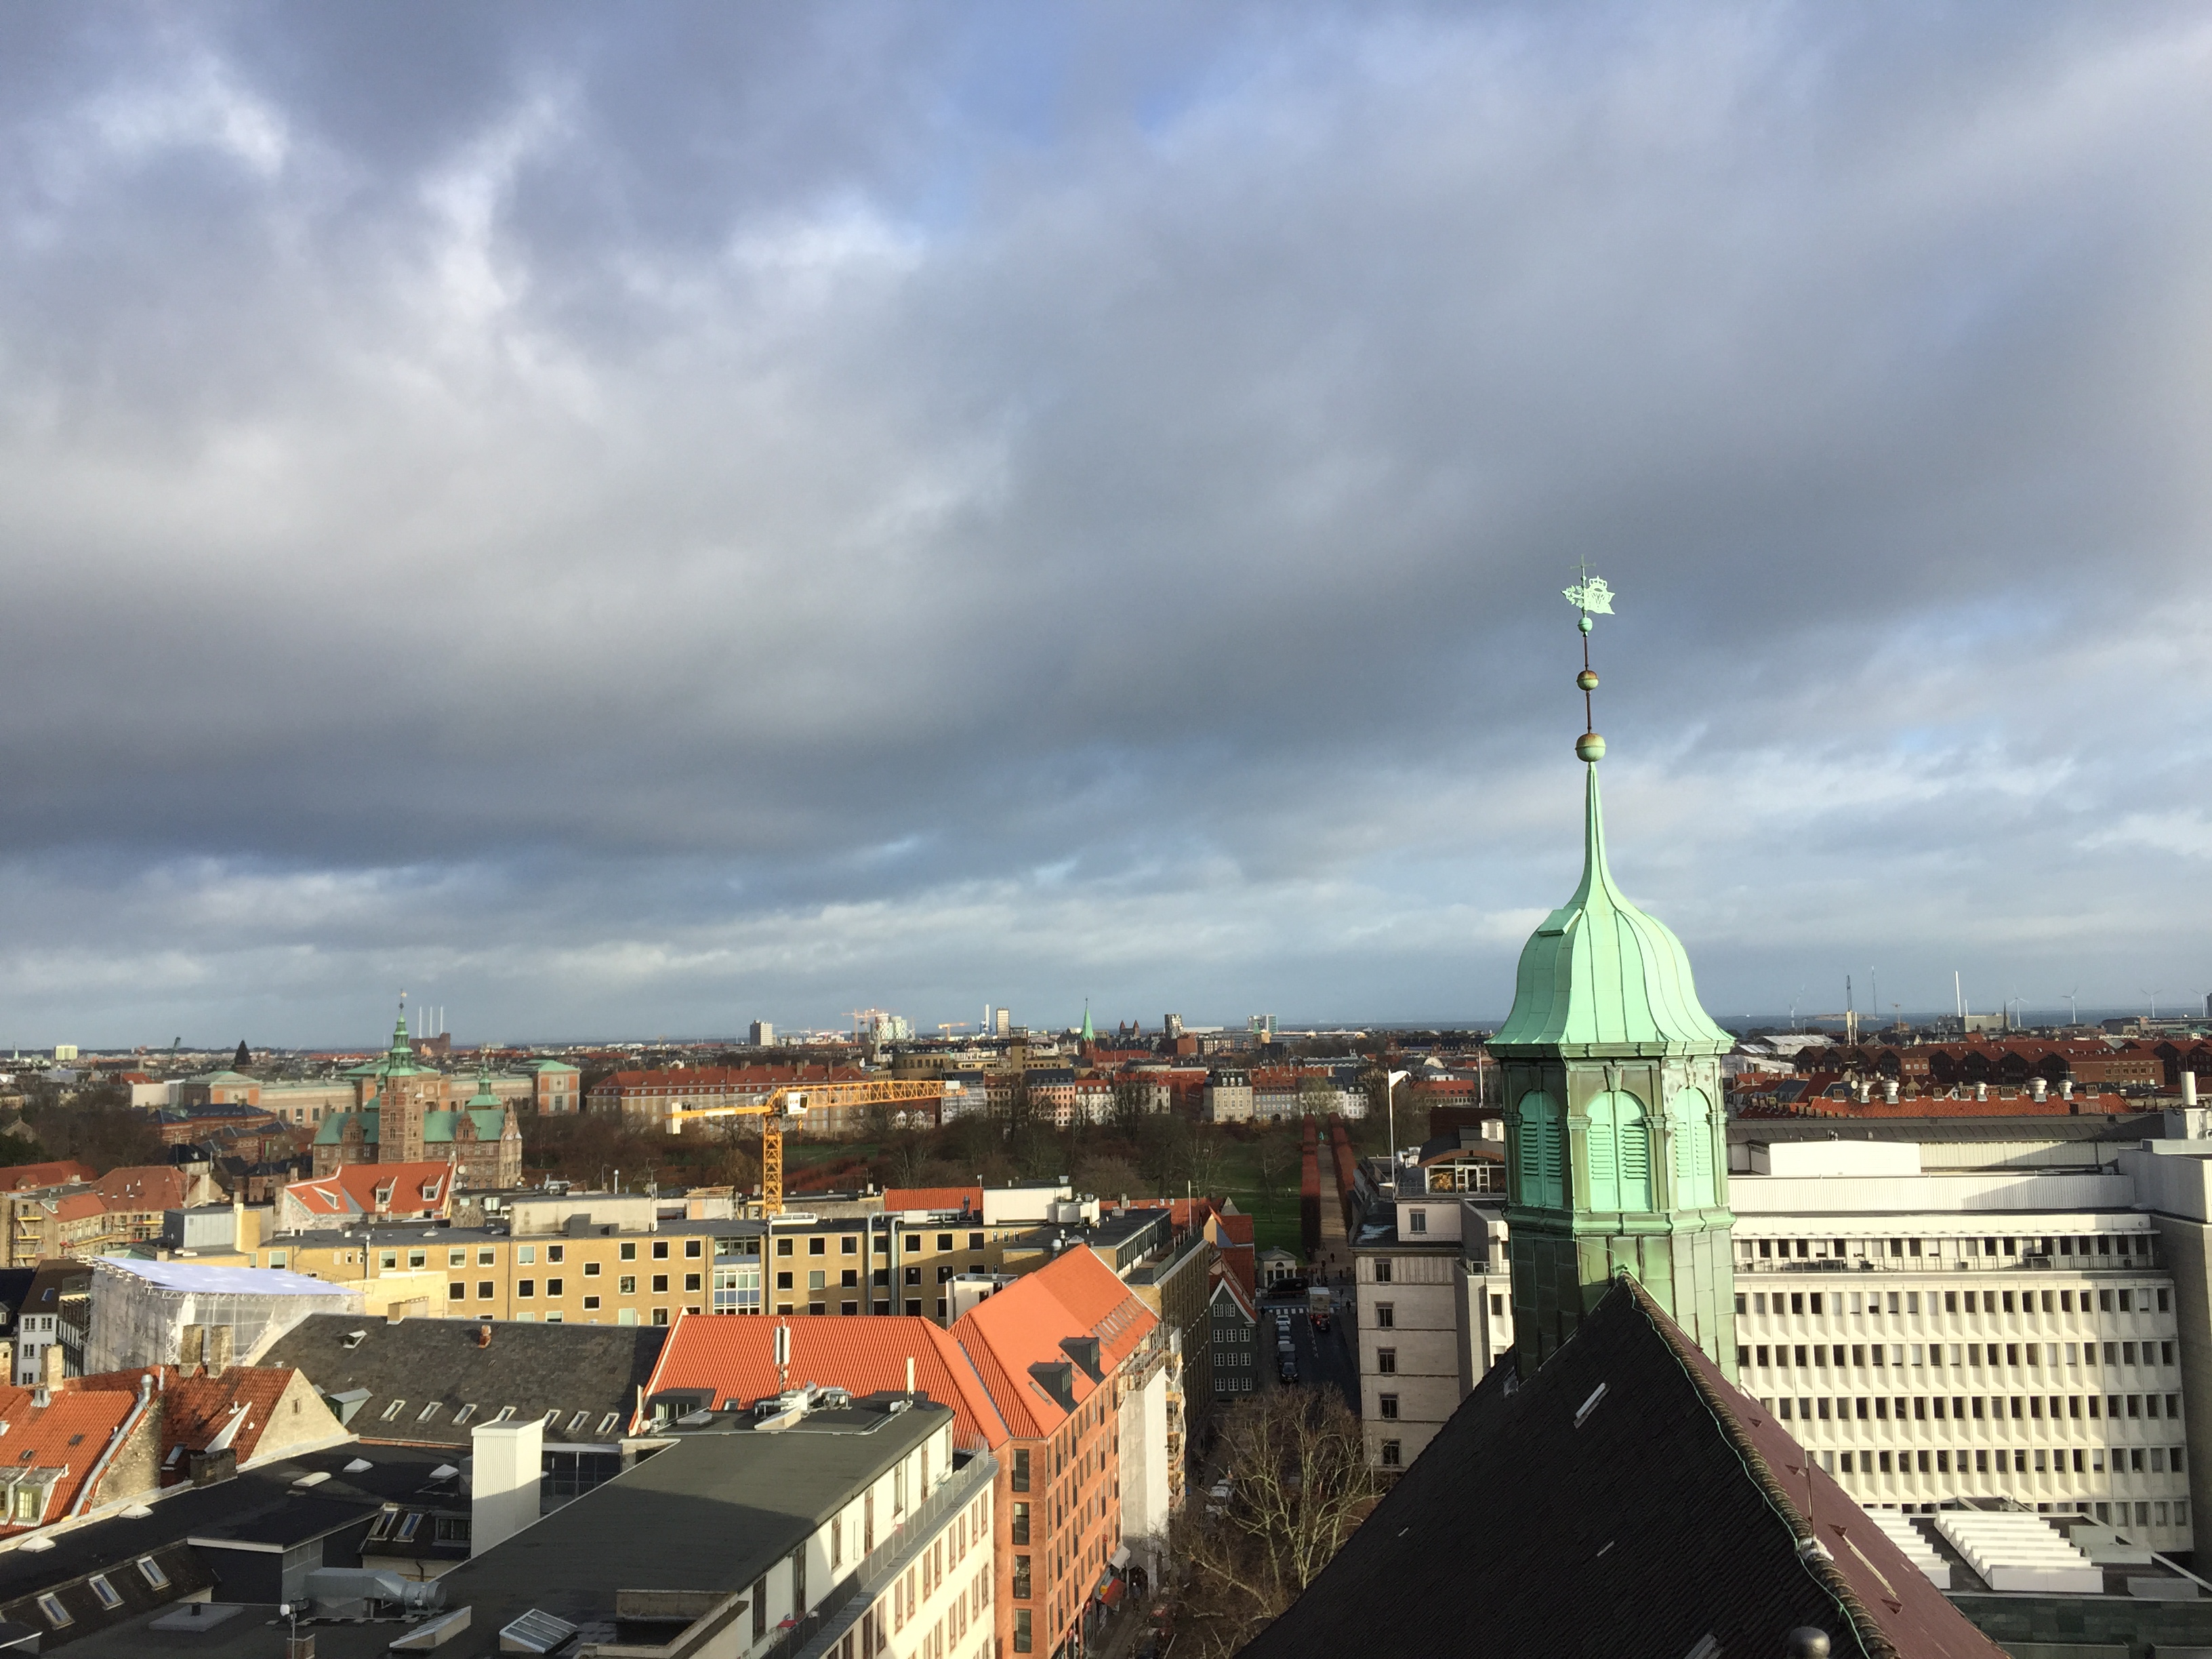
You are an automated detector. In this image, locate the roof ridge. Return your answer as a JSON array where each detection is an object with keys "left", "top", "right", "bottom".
[{"left": 1619, "top": 1273, "right": 1897, "bottom": 1659}]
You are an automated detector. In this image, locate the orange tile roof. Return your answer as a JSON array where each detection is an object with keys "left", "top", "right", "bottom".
[
  {"left": 882, "top": 1186, "right": 984, "bottom": 1215},
  {"left": 0, "top": 1161, "right": 97, "bottom": 1193},
  {"left": 91, "top": 1166, "right": 187, "bottom": 1209},
  {"left": 952, "top": 1246, "right": 1157, "bottom": 1442},
  {"left": 0, "top": 1383, "right": 145, "bottom": 1533},
  {"left": 640, "top": 1315, "right": 1010, "bottom": 1450},
  {"left": 283, "top": 1160, "right": 453, "bottom": 1218},
  {"left": 70, "top": 1365, "right": 297, "bottom": 1471}
]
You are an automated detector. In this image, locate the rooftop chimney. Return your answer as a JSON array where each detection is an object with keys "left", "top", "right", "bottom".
[
  {"left": 470, "top": 1416, "right": 545, "bottom": 1557},
  {"left": 2186, "top": 1073, "right": 2200, "bottom": 1109}
]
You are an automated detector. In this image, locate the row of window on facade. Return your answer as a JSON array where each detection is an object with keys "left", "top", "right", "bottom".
[
  {"left": 1740, "top": 1285, "right": 2170, "bottom": 1319},
  {"left": 1745, "top": 1340, "right": 2176, "bottom": 1372},
  {"left": 1750, "top": 1390, "right": 2182, "bottom": 1425},
  {"left": 1742, "top": 1234, "right": 2156, "bottom": 1265}
]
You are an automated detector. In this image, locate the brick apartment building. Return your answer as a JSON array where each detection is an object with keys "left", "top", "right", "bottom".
[{"left": 638, "top": 1245, "right": 1161, "bottom": 1659}]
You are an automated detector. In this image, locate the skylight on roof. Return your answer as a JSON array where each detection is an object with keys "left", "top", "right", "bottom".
[{"left": 501, "top": 1610, "right": 579, "bottom": 1654}]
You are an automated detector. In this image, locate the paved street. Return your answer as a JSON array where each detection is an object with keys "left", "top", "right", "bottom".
[{"left": 1258, "top": 1288, "right": 1359, "bottom": 1414}]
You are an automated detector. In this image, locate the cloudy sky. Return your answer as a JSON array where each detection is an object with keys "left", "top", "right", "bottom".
[{"left": 3, "top": 3, "right": 2209, "bottom": 1049}]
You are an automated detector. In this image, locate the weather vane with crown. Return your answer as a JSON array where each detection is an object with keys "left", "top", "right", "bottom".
[{"left": 1563, "top": 564, "right": 1614, "bottom": 763}]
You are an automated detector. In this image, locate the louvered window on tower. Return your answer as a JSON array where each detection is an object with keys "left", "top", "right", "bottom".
[
  {"left": 1517, "top": 1091, "right": 1564, "bottom": 1208},
  {"left": 1670, "top": 1087, "right": 1716, "bottom": 1208},
  {"left": 1584, "top": 1092, "right": 1651, "bottom": 1211}
]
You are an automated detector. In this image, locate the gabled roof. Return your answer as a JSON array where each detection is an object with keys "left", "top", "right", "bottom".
[
  {"left": 952, "top": 1246, "right": 1156, "bottom": 1442},
  {"left": 640, "top": 1314, "right": 1009, "bottom": 1450},
  {"left": 282, "top": 1161, "right": 454, "bottom": 1222},
  {"left": 260, "top": 1314, "right": 668, "bottom": 1448},
  {"left": 1237, "top": 1275, "right": 2006, "bottom": 1659},
  {"left": 0, "top": 1384, "right": 145, "bottom": 1535},
  {"left": 1209, "top": 1269, "right": 1256, "bottom": 1323},
  {"left": 882, "top": 1185, "right": 984, "bottom": 1215},
  {"left": 0, "top": 1161, "right": 97, "bottom": 1193},
  {"left": 70, "top": 1366, "right": 305, "bottom": 1470}
]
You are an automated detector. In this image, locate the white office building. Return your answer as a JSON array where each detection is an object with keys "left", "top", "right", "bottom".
[{"left": 1351, "top": 1111, "right": 2208, "bottom": 1558}]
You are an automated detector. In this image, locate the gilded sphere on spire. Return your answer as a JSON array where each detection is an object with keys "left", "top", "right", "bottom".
[
  {"left": 1576, "top": 670, "right": 1598, "bottom": 691},
  {"left": 1576, "top": 731, "right": 1606, "bottom": 762}
]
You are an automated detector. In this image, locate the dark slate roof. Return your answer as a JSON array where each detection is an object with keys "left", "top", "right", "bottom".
[
  {"left": 0, "top": 1269, "right": 36, "bottom": 1322},
  {"left": 259, "top": 1313, "right": 668, "bottom": 1446},
  {"left": 0, "top": 1444, "right": 456, "bottom": 1614},
  {"left": 0, "top": 1540, "right": 213, "bottom": 1647},
  {"left": 1237, "top": 1277, "right": 2007, "bottom": 1659}
]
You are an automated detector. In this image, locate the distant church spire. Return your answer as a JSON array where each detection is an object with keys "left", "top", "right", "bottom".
[{"left": 1491, "top": 575, "right": 1736, "bottom": 1378}]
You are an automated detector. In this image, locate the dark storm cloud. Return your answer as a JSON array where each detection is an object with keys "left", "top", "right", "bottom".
[{"left": 2, "top": 1, "right": 2209, "bottom": 1044}]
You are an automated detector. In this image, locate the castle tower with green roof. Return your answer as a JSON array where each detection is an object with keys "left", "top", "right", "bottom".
[{"left": 1491, "top": 575, "right": 1736, "bottom": 1379}]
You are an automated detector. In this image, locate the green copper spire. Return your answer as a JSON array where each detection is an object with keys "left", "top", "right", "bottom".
[
  {"left": 1491, "top": 766, "right": 1733, "bottom": 1056},
  {"left": 1494, "top": 573, "right": 1736, "bottom": 1380},
  {"left": 1079, "top": 1001, "right": 1094, "bottom": 1044},
  {"left": 468, "top": 1060, "right": 501, "bottom": 1109}
]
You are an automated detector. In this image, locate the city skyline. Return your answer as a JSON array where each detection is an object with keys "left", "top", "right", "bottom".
[{"left": 3, "top": 5, "right": 2209, "bottom": 1045}]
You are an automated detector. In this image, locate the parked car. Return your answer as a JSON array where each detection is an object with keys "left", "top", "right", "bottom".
[{"left": 1278, "top": 1359, "right": 1299, "bottom": 1384}]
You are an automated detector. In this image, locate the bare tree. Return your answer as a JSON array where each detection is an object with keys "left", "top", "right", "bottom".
[
  {"left": 888, "top": 1126, "right": 931, "bottom": 1188},
  {"left": 1183, "top": 1124, "right": 1228, "bottom": 1198},
  {"left": 1109, "top": 1078, "right": 1152, "bottom": 1140},
  {"left": 1167, "top": 1389, "right": 1383, "bottom": 1658},
  {"left": 1256, "top": 1136, "right": 1290, "bottom": 1204}
]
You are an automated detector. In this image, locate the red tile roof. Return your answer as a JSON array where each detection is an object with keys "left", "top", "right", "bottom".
[
  {"left": 71, "top": 1366, "right": 299, "bottom": 1473},
  {"left": 91, "top": 1166, "right": 188, "bottom": 1209},
  {"left": 952, "top": 1246, "right": 1156, "bottom": 1442},
  {"left": 283, "top": 1160, "right": 454, "bottom": 1219},
  {"left": 640, "top": 1315, "right": 1010, "bottom": 1450},
  {"left": 0, "top": 1161, "right": 97, "bottom": 1193},
  {"left": 1210, "top": 1268, "right": 1257, "bottom": 1323},
  {"left": 881, "top": 1186, "right": 984, "bottom": 1216},
  {"left": 0, "top": 1383, "right": 145, "bottom": 1533}
]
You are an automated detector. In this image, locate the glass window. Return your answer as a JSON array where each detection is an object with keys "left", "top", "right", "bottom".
[
  {"left": 516, "top": 1279, "right": 535, "bottom": 1298},
  {"left": 583, "top": 1295, "right": 600, "bottom": 1311},
  {"left": 478, "top": 1248, "right": 496, "bottom": 1266},
  {"left": 546, "top": 1277, "right": 563, "bottom": 1296},
  {"left": 653, "top": 1240, "right": 670, "bottom": 1260},
  {"left": 619, "top": 1275, "right": 636, "bottom": 1295},
  {"left": 653, "top": 1274, "right": 668, "bottom": 1293},
  {"left": 448, "top": 1249, "right": 467, "bottom": 1267},
  {"left": 87, "top": 1575, "right": 121, "bottom": 1610},
  {"left": 584, "top": 1261, "right": 601, "bottom": 1277},
  {"left": 518, "top": 1246, "right": 535, "bottom": 1264},
  {"left": 477, "top": 1282, "right": 495, "bottom": 1300},
  {"left": 547, "top": 1245, "right": 565, "bottom": 1263},
  {"left": 620, "top": 1242, "right": 637, "bottom": 1261},
  {"left": 408, "top": 1250, "right": 427, "bottom": 1269}
]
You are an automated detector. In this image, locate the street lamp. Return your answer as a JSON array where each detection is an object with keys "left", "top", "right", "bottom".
[{"left": 1384, "top": 1071, "right": 1410, "bottom": 1181}]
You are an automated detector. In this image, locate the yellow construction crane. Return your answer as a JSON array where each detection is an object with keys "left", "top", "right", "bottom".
[{"left": 662, "top": 1078, "right": 946, "bottom": 1214}]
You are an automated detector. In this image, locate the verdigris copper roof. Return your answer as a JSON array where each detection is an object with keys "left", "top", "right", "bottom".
[{"left": 1491, "top": 765, "right": 1732, "bottom": 1059}]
